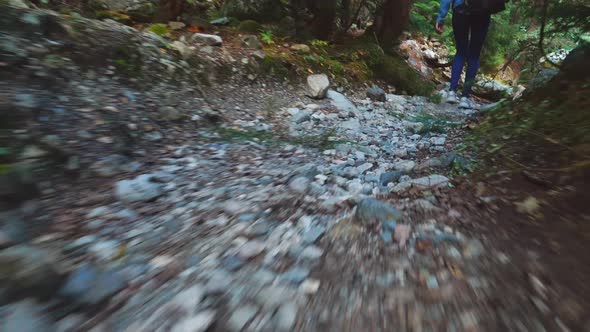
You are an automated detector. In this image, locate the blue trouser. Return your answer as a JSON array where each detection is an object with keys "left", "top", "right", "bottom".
[{"left": 450, "top": 8, "right": 491, "bottom": 97}]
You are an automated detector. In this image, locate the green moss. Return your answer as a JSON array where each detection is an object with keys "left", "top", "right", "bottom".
[
  {"left": 260, "top": 55, "right": 294, "bottom": 79},
  {"left": 112, "top": 44, "right": 142, "bottom": 76},
  {"left": 375, "top": 54, "right": 435, "bottom": 96},
  {"left": 238, "top": 20, "right": 263, "bottom": 33},
  {"left": 147, "top": 23, "right": 169, "bottom": 36}
]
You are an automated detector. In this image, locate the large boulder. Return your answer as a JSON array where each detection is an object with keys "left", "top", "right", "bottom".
[
  {"left": 472, "top": 78, "right": 514, "bottom": 100},
  {"left": 327, "top": 90, "right": 356, "bottom": 113},
  {"left": 306, "top": 74, "right": 330, "bottom": 99},
  {"left": 367, "top": 85, "right": 386, "bottom": 102}
]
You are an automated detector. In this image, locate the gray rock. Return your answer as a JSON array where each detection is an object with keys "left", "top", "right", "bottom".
[
  {"left": 256, "top": 286, "right": 296, "bottom": 311},
  {"left": 410, "top": 175, "right": 449, "bottom": 188},
  {"left": 252, "top": 269, "right": 276, "bottom": 285},
  {"left": 431, "top": 137, "right": 446, "bottom": 146},
  {"left": 246, "top": 221, "right": 271, "bottom": 237},
  {"left": 237, "top": 241, "right": 265, "bottom": 260},
  {"left": 228, "top": 305, "right": 258, "bottom": 331},
  {"left": 275, "top": 301, "right": 298, "bottom": 331},
  {"left": 279, "top": 267, "right": 310, "bottom": 285},
  {"left": 0, "top": 210, "right": 29, "bottom": 247},
  {"left": 91, "top": 154, "right": 133, "bottom": 177},
  {"left": 302, "top": 226, "right": 326, "bottom": 245},
  {"left": 1, "top": 300, "right": 54, "bottom": 332},
  {"left": 59, "top": 263, "right": 99, "bottom": 298},
  {"left": 367, "top": 86, "right": 386, "bottom": 102},
  {"left": 191, "top": 33, "right": 223, "bottom": 46},
  {"left": 205, "top": 270, "right": 232, "bottom": 294},
  {"left": 13, "top": 93, "right": 38, "bottom": 109},
  {"left": 160, "top": 106, "right": 184, "bottom": 121},
  {"left": 168, "top": 21, "right": 186, "bottom": 30},
  {"left": 340, "top": 118, "right": 361, "bottom": 131},
  {"left": 354, "top": 197, "right": 401, "bottom": 225},
  {"left": 356, "top": 162, "right": 373, "bottom": 174},
  {"left": 80, "top": 268, "right": 126, "bottom": 305},
  {"left": 115, "top": 174, "right": 164, "bottom": 203},
  {"left": 289, "top": 176, "right": 310, "bottom": 194},
  {"left": 403, "top": 121, "right": 424, "bottom": 134},
  {"left": 88, "top": 240, "right": 119, "bottom": 262},
  {"left": 241, "top": 35, "right": 260, "bottom": 49},
  {"left": 171, "top": 310, "right": 216, "bottom": 332},
  {"left": 300, "top": 246, "right": 323, "bottom": 260},
  {"left": 210, "top": 17, "right": 230, "bottom": 25},
  {"left": 380, "top": 171, "right": 404, "bottom": 186},
  {"left": 327, "top": 90, "right": 357, "bottom": 113},
  {"left": 0, "top": 245, "right": 63, "bottom": 300},
  {"left": 306, "top": 74, "right": 330, "bottom": 99},
  {"left": 383, "top": 220, "right": 397, "bottom": 232},
  {"left": 292, "top": 110, "right": 311, "bottom": 124},
  {"left": 416, "top": 158, "right": 442, "bottom": 170},
  {"left": 223, "top": 255, "right": 244, "bottom": 271},
  {"left": 394, "top": 160, "right": 416, "bottom": 172}
]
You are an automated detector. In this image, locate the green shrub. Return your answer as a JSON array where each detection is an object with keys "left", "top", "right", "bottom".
[
  {"left": 260, "top": 30, "right": 274, "bottom": 45},
  {"left": 147, "top": 23, "right": 169, "bottom": 36}
]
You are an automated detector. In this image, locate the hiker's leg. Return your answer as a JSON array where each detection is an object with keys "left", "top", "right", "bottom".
[
  {"left": 464, "top": 14, "right": 491, "bottom": 97},
  {"left": 450, "top": 10, "right": 469, "bottom": 92}
]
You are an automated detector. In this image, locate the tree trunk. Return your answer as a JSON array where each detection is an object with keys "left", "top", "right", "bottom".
[
  {"left": 308, "top": 0, "right": 338, "bottom": 40},
  {"left": 373, "top": 0, "right": 411, "bottom": 51}
]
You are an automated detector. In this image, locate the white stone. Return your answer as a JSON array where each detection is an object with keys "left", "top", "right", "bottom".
[
  {"left": 306, "top": 74, "right": 330, "bottom": 99},
  {"left": 191, "top": 33, "right": 223, "bottom": 46}
]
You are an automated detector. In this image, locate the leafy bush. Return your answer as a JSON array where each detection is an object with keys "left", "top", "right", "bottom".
[
  {"left": 148, "top": 24, "right": 169, "bottom": 36},
  {"left": 260, "top": 31, "right": 274, "bottom": 45}
]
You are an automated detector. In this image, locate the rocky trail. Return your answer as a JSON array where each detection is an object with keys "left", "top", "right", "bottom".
[{"left": 1, "top": 3, "right": 589, "bottom": 332}]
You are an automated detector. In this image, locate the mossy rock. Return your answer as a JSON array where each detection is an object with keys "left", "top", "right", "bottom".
[
  {"left": 347, "top": 38, "right": 434, "bottom": 96},
  {"left": 375, "top": 54, "right": 435, "bottom": 96},
  {"left": 260, "top": 55, "right": 294, "bottom": 79},
  {"left": 238, "top": 20, "right": 262, "bottom": 33}
]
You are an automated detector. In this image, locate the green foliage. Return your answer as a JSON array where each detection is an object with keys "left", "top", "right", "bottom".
[
  {"left": 409, "top": 0, "right": 455, "bottom": 55},
  {"left": 480, "top": 10, "right": 521, "bottom": 72},
  {"left": 147, "top": 23, "right": 169, "bottom": 36},
  {"left": 375, "top": 54, "right": 435, "bottom": 96},
  {"left": 260, "top": 31, "right": 274, "bottom": 45},
  {"left": 260, "top": 55, "right": 293, "bottom": 79},
  {"left": 411, "top": 113, "right": 460, "bottom": 134},
  {"left": 311, "top": 39, "right": 330, "bottom": 48},
  {"left": 238, "top": 19, "right": 263, "bottom": 33}
]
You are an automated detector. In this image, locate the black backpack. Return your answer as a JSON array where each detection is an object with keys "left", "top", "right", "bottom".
[{"left": 464, "top": 0, "right": 508, "bottom": 15}]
